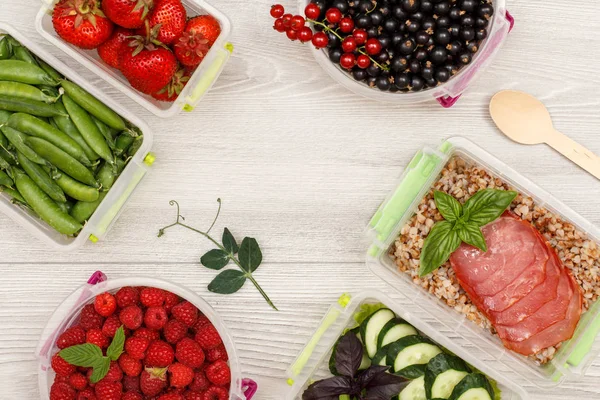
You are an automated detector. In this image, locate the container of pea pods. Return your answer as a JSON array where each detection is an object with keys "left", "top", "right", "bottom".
[{"left": 0, "top": 23, "right": 154, "bottom": 251}]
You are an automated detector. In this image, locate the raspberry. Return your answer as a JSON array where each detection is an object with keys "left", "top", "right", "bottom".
[
  {"left": 176, "top": 338, "right": 205, "bottom": 369},
  {"left": 133, "top": 327, "right": 161, "bottom": 341},
  {"left": 164, "top": 320, "right": 188, "bottom": 344},
  {"left": 191, "top": 314, "right": 211, "bottom": 332},
  {"left": 145, "top": 340, "right": 175, "bottom": 367},
  {"left": 184, "top": 391, "right": 203, "bottom": 400},
  {"left": 115, "top": 287, "right": 139, "bottom": 308},
  {"left": 52, "top": 353, "right": 76, "bottom": 377},
  {"left": 122, "top": 375, "right": 141, "bottom": 393},
  {"left": 201, "top": 386, "right": 228, "bottom": 400},
  {"left": 98, "top": 361, "right": 123, "bottom": 383},
  {"left": 122, "top": 392, "right": 143, "bottom": 400},
  {"left": 144, "top": 306, "right": 168, "bottom": 330},
  {"left": 80, "top": 304, "right": 105, "bottom": 331},
  {"left": 125, "top": 336, "right": 150, "bottom": 360},
  {"left": 158, "top": 393, "right": 184, "bottom": 400},
  {"left": 140, "top": 287, "right": 166, "bottom": 307},
  {"left": 188, "top": 370, "right": 209, "bottom": 392},
  {"left": 171, "top": 301, "right": 199, "bottom": 327},
  {"left": 168, "top": 363, "right": 194, "bottom": 388},
  {"left": 50, "top": 381, "right": 76, "bottom": 400},
  {"left": 77, "top": 387, "right": 96, "bottom": 400},
  {"left": 57, "top": 326, "right": 86, "bottom": 349},
  {"left": 86, "top": 329, "right": 109, "bottom": 348},
  {"left": 120, "top": 305, "right": 143, "bottom": 330},
  {"left": 94, "top": 380, "right": 122, "bottom": 400},
  {"left": 204, "top": 361, "right": 231, "bottom": 387},
  {"left": 119, "top": 353, "right": 143, "bottom": 377},
  {"left": 68, "top": 372, "right": 88, "bottom": 390},
  {"left": 94, "top": 293, "right": 117, "bottom": 317},
  {"left": 194, "top": 323, "right": 222, "bottom": 350},
  {"left": 102, "top": 315, "right": 123, "bottom": 338},
  {"left": 206, "top": 345, "right": 228, "bottom": 363},
  {"left": 140, "top": 368, "right": 167, "bottom": 397},
  {"left": 164, "top": 291, "right": 181, "bottom": 313}
]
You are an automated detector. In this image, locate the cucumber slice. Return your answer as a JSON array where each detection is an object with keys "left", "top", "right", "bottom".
[
  {"left": 360, "top": 308, "right": 396, "bottom": 358},
  {"left": 449, "top": 374, "right": 495, "bottom": 400},
  {"left": 373, "top": 344, "right": 393, "bottom": 366},
  {"left": 329, "top": 328, "right": 371, "bottom": 375},
  {"left": 398, "top": 375, "right": 426, "bottom": 400},
  {"left": 387, "top": 335, "right": 442, "bottom": 374},
  {"left": 425, "top": 353, "right": 471, "bottom": 399},
  {"left": 377, "top": 318, "right": 418, "bottom": 349}
]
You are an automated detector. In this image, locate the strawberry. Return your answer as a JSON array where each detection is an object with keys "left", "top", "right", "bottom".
[
  {"left": 140, "top": 287, "right": 166, "bottom": 307},
  {"left": 144, "top": 306, "right": 168, "bottom": 330},
  {"left": 68, "top": 372, "right": 88, "bottom": 390},
  {"left": 98, "top": 27, "right": 134, "bottom": 69},
  {"left": 123, "top": 375, "right": 141, "bottom": 393},
  {"left": 139, "top": 0, "right": 187, "bottom": 45},
  {"left": 194, "top": 323, "right": 222, "bottom": 350},
  {"left": 174, "top": 30, "right": 209, "bottom": 68},
  {"left": 168, "top": 363, "right": 194, "bottom": 388},
  {"left": 102, "top": 315, "right": 122, "bottom": 338},
  {"left": 52, "top": 0, "right": 114, "bottom": 49},
  {"left": 204, "top": 361, "right": 230, "bottom": 387},
  {"left": 122, "top": 392, "right": 143, "bottom": 400},
  {"left": 158, "top": 393, "right": 184, "bottom": 400},
  {"left": 185, "top": 15, "right": 221, "bottom": 47},
  {"left": 188, "top": 370, "right": 209, "bottom": 392},
  {"left": 175, "top": 338, "right": 205, "bottom": 369},
  {"left": 183, "top": 391, "right": 203, "bottom": 400},
  {"left": 151, "top": 68, "right": 190, "bottom": 102},
  {"left": 120, "top": 305, "right": 143, "bottom": 330},
  {"left": 50, "top": 381, "right": 76, "bottom": 400},
  {"left": 125, "top": 336, "right": 150, "bottom": 359},
  {"left": 163, "top": 319, "right": 188, "bottom": 344},
  {"left": 141, "top": 368, "right": 167, "bottom": 397},
  {"left": 134, "top": 327, "right": 161, "bottom": 341},
  {"left": 94, "top": 380, "right": 122, "bottom": 400},
  {"left": 119, "top": 353, "right": 143, "bottom": 377},
  {"left": 145, "top": 340, "right": 175, "bottom": 367},
  {"left": 94, "top": 293, "right": 117, "bottom": 317},
  {"left": 115, "top": 286, "right": 140, "bottom": 308},
  {"left": 80, "top": 304, "right": 105, "bottom": 331},
  {"left": 77, "top": 387, "right": 97, "bottom": 400},
  {"left": 206, "top": 345, "right": 228, "bottom": 363},
  {"left": 164, "top": 291, "right": 181, "bottom": 313},
  {"left": 86, "top": 329, "right": 109, "bottom": 348},
  {"left": 57, "top": 326, "right": 86, "bottom": 349},
  {"left": 52, "top": 353, "right": 76, "bottom": 377},
  {"left": 103, "top": 0, "right": 154, "bottom": 29},
  {"left": 201, "top": 386, "right": 228, "bottom": 400},
  {"left": 171, "top": 301, "right": 199, "bottom": 327}
]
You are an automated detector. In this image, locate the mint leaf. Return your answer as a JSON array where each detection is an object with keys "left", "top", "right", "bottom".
[
  {"left": 90, "top": 358, "right": 111, "bottom": 383},
  {"left": 208, "top": 269, "right": 247, "bottom": 294},
  {"left": 201, "top": 249, "right": 230, "bottom": 270},
  {"left": 222, "top": 228, "right": 238, "bottom": 254},
  {"left": 434, "top": 190, "right": 462, "bottom": 222},
  {"left": 419, "top": 220, "right": 462, "bottom": 277},
  {"left": 457, "top": 223, "right": 487, "bottom": 252},
  {"left": 106, "top": 326, "right": 125, "bottom": 361},
  {"left": 462, "top": 189, "right": 517, "bottom": 226},
  {"left": 238, "top": 237, "right": 262, "bottom": 272},
  {"left": 59, "top": 343, "right": 103, "bottom": 367}
]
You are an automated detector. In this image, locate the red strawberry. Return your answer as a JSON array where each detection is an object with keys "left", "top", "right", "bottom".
[
  {"left": 175, "top": 338, "right": 205, "bottom": 369},
  {"left": 52, "top": 353, "right": 76, "bottom": 377},
  {"left": 115, "top": 286, "right": 140, "bottom": 308},
  {"left": 68, "top": 372, "right": 88, "bottom": 390},
  {"left": 194, "top": 323, "right": 222, "bottom": 350},
  {"left": 206, "top": 345, "right": 228, "bottom": 363},
  {"left": 80, "top": 304, "right": 105, "bottom": 331},
  {"left": 145, "top": 306, "right": 168, "bottom": 330},
  {"left": 94, "top": 293, "right": 117, "bottom": 317},
  {"left": 204, "top": 361, "right": 230, "bottom": 387},
  {"left": 57, "top": 326, "right": 86, "bottom": 349},
  {"left": 119, "top": 353, "right": 143, "bottom": 377},
  {"left": 188, "top": 370, "right": 209, "bottom": 392},
  {"left": 125, "top": 336, "right": 150, "bottom": 359},
  {"left": 77, "top": 387, "right": 97, "bottom": 400},
  {"left": 86, "top": 329, "right": 109, "bottom": 348},
  {"left": 164, "top": 291, "right": 181, "bottom": 313},
  {"left": 171, "top": 301, "right": 199, "bottom": 327},
  {"left": 151, "top": 67, "right": 190, "bottom": 102},
  {"left": 168, "top": 363, "right": 194, "bottom": 388},
  {"left": 158, "top": 393, "right": 184, "bottom": 400},
  {"left": 174, "top": 30, "right": 209, "bottom": 68},
  {"left": 145, "top": 340, "right": 175, "bottom": 367},
  {"left": 185, "top": 15, "right": 221, "bottom": 47},
  {"left": 98, "top": 27, "right": 134, "bottom": 69},
  {"left": 134, "top": 327, "right": 161, "bottom": 341},
  {"left": 122, "top": 392, "right": 143, "bottom": 400},
  {"left": 52, "top": 0, "right": 114, "bottom": 49},
  {"left": 201, "top": 386, "right": 228, "bottom": 400},
  {"left": 50, "top": 381, "right": 76, "bottom": 400},
  {"left": 183, "top": 391, "right": 203, "bottom": 400},
  {"left": 140, "top": 368, "right": 167, "bottom": 397},
  {"left": 95, "top": 380, "right": 122, "bottom": 400},
  {"left": 139, "top": 0, "right": 187, "bottom": 45},
  {"left": 191, "top": 314, "right": 211, "bottom": 332},
  {"left": 102, "top": 315, "right": 122, "bottom": 338},
  {"left": 123, "top": 375, "right": 141, "bottom": 393},
  {"left": 140, "top": 287, "right": 166, "bottom": 307},
  {"left": 103, "top": 0, "right": 154, "bottom": 29},
  {"left": 120, "top": 305, "right": 143, "bottom": 330},
  {"left": 164, "top": 319, "right": 188, "bottom": 344}
]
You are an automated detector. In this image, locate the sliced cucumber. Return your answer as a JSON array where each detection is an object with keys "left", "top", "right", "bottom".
[
  {"left": 449, "top": 374, "right": 495, "bottom": 400},
  {"left": 387, "top": 335, "right": 442, "bottom": 374},
  {"left": 398, "top": 375, "right": 426, "bottom": 400},
  {"left": 377, "top": 318, "right": 418, "bottom": 349},
  {"left": 425, "top": 353, "right": 471, "bottom": 399},
  {"left": 329, "top": 328, "right": 370, "bottom": 375},
  {"left": 360, "top": 308, "right": 396, "bottom": 358},
  {"left": 373, "top": 343, "right": 393, "bottom": 366}
]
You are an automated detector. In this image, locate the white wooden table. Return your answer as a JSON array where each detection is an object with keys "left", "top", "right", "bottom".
[{"left": 1, "top": 0, "right": 600, "bottom": 398}]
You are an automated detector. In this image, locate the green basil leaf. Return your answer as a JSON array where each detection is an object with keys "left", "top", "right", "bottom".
[
  {"left": 90, "top": 358, "right": 111, "bottom": 383},
  {"left": 457, "top": 223, "right": 488, "bottom": 252},
  {"left": 462, "top": 189, "right": 517, "bottom": 226},
  {"left": 419, "top": 220, "right": 462, "bottom": 277},
  {"left": 106, "top": 326, "right": 125, "bottom": 361},
  {"left": 222, "top": 227, "right": 239, "bottom": 254},
  {"left": 434, "top": 190, "right": 463, "bottom": 222},
  {"left": 200, "top": 249, "right": 230, "bottom": 270},
  {"left": 208, "top": 269, "right": 247, "bottom": 294},
  {"left": 59, "top": 343, "right": 103, "bottom": 367},
  {"left": 238, "top": 237, "right": 262, "bottom": 272}
]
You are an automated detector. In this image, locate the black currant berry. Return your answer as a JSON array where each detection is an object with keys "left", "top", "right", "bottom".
[
  {"left": 392, "top": 32, "right": 405, "bottom": 47},
  {"left": 421, "top": 65, "right": 435, "bottom": 80},
  {"left": 429, "top": 46, "right": 447, "bottom": 65},
  {"left": 370, "top": 11, "right": 385, "bottom": 26},
  {"left": 353, "top": 67, "right": 368, "bottom": 81},
  {"left": 411, "top": 75, "right": 425, "bottom": 91},
  {"left": 332, "top": 0, "right": 350, "bottom": 14},
  {"left": 406, "top": 19, "right": 421, "bottom": 33},
  {"left": 395, "top": 73, "right": 411, "bottom": 89},
  {"left": 356, "top": 14, "right": 373, "bottom": 28},
  {"left": 391, "top": 56, "right": 409, "bottom": 71},
  {"left": 401, "top": 0, "right": 420, "bottom": 13},
  {"left": 435, "top": 68, "right": 450, "bottom": 82},
  {"left": 433, "top": 1, "right": 450, "bottom": 15},
  {"left": 366, "top": 75, "right": 378, "bottom": 87},
  {"left": 367, "top": 64, "right": 382, "bottom": 76},
  {"left": 392, "top": 6, "right": 408, "bottom": 20},
  {"left": 449, "top": 24, "right": 461, "bottom": 37},
  {"left": 461, "top": 14, "right": 475, "bottom": 26},
  {"left": 436, "top": 15, "right": 451, "bottom": 28},
  {"left": 449, "top": 6, "right": 461, "bottom": 20},
  {"left": 358, "top": 0, "right": 373, "bottom": 13},
  {"left": 460, "top": 0, "right": 477, "bottom": 13},
  {"left": 446, "top": 40, "right": 462, "bottom": 55},
  {"left": 329, "top": 47, "right": 342, "bottom": 63},
  {"left": 376, "top": 51, "right": 391, "bottom": 63},
  {"left": 379, "top": 34, "right": 392, "bottom": 49},
  {"left": 420, "top": 0, "right": 433, "bottom": 13},
  {"left": 415, "top": 30, "right": 430, "bottom": 45},
  {"left": 398, "top": 37, "right": 416, "bottom": 55},
  {"left": 327, "top": 32, "right": 341, "bottom": 48},
  {"left": 465, "top": 41, "right": 479, "bottom": 53},
  {"left": 366, "top": 26, "right": 379, "bottom": 37},
  {"left": 376, "top": 74, "right": 392, "bottom": 90},
  {"left": 476, "top": 29, "right": 487, "bottom": 40},
  {"left": 412, "top": 11, "right": 424, "bottom": 21},
  {"left": 384, "top": 18, "right": 400, "bottom": 32},
  {"left": 478, "top": 4, "right": 494, "bottom": 19},
  {"left": 458, "top": 51, "right": 472, "bottom": 65},
  {"left": 379, "top": 5, "right": 391, "bottom": 17},
  {"left": 475, "top": 17, "right": 489, "bottom": 28},
  {"left": 414, "top": 48, "right": 428, "bottom": 61},
  {"left": 460, "top": 27, "right": 475, "bottom": 41},
  {"left": 434, "top": 30, "right": 451, "bottom": 45},
  {"left": 409, "top": 58, "right": 422, "bottom": 73},
  {"left": 421, "top": 17, "right": 436, "bottom": 31}
]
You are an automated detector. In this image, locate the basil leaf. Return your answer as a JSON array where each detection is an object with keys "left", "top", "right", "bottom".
[
  {"left": 106, "top": 326, "right": 125, "bottom": 361},
  {"left": 59, "top": 343, "right": 103, "bottom": 367},
  {"left": 89, "top": 358, "right": 111, "bottom": 383},
  {"left": 462, "top": 189, "right": 517, "bottom": 226},
  {"left": 434, "top": 190, "right": 462, "bottom": 222},
  {"left": 363, "top": 371, "right": 407, "bottom": 400},
  {"left": 208, "top": 269, "right": 247, "bottom": 294},
  {"left": 357, "top": 365, "right": 390, "bottom": 387},
  {"left": 222, "top": 228, "right": 239, "bottom": 254},
  {"left": 302, "top": 376, "right": 354, "bottom": 400},
  {"left": 238, "top": 237, "right": 262, "bottom": 272},
  {"left": 419, "top": 220, "right": 462, "bottom": 276},
  {"left": 334, "top": 332, "right": 364, "bottom": 378},
  {"left": 457, "top": 223, "right": 488, "bottom": 252},
  {"left": 200, "top": 249, "right": 230, "bottom": 270}
]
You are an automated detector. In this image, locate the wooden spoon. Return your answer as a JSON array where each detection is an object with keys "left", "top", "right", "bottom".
[{"left": 490, "top": 90, "right": 600, "bottom": 179}]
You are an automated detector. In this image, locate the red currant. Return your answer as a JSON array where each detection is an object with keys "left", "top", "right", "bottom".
[
  {"left": 339, "top": 17, "right": 354, "bottom": 33},
  {"left": 298, "top": 26, "right": 313, "bottom": 43},
  {"left": 304, "top": 3, "right": 321, "bottom": 20},
  {"left": 341, "top": 37, "right": 357, "bottom": 53},
  {"left": 352, "top": 29, "right": 368, "bottom": 45},
  {"left": 339, "top": 53, "right": 356, "bottom": 69},
  {"left": 273, "top": 18, "right": 286, "bottom": 32},
  {"left": 325, "top": 8, "right": 342, "bottom": 24},
  {"left": 282, "top": 14, "right": 293, "bottom": 28},
  {"left": 311, "top": 31, "right": 329, "bottom": 48},
  {"left": 365, "top": 38, "right": 382, "bottom": 55},
  {"left": 270, "top": 4, "right": 285, "bottom": 19},
  {"left": 356, "top": 54, "right": 371, "bottom": 69},
  {"left": 286, "top": 28, "right": 298, "bottom": 41},
  {"left": 290, "top": 15, "right": 306, "bottom": 31}
]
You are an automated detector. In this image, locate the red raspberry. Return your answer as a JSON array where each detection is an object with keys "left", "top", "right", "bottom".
[
  {"left": 140, "top": 368, "right": 167, "bottom": 397},
  {"left": 191, "top": 314, "right": 211, "bottom": 332},
  {"left": 184, "top": 391, "right": 203, "bottom": 400},
  {"left": 134, "top": 327, "right": 161, "bottom": 341},
  {"left": 145, "top": 340, "right": 175, "bottom": 367},
  {"left": 164, "top": 291, "right": 181, "bottom": 313},
  {"left": 122, "top": 375, "right": 141, "bottom": 393},
  {"left": 94, "top": 293, "right": 117, "bottom": 317},
  {"left": 176, "top": 338, "right": 205, "bottom": 369},
  {"left": 86, "top": 329, "right": 109, "bottom": 348},
  {"left": 95, "top": 380, "right": 122, "bottom": 400},
  {"left": 77, "top": 387, "right": 96, "bottom": 400},
  {"left": 57, "top": 326, "right": 86, "bottom": 349},
  {"left": 164, "top": 320, "right": 188, "bottom": 344},
  {"left": 120, "top": 305, "right": 143, "bottom": 330},
  {"left": 80, "top": 304, "right": 105, "bottom": 331},
  {"left": 68, "top": 372, "right": 88, "bottom": 390},
  {"left": 122, "top": 392, "right": 143, "bottom": 400},
  {"left": 171, "top": 301, "right": 199, "bottom": 327},
  {"left": 158, "top": 393, "right": 184, "bottom": 400},
  {"left": 188, "top": 370, "right": 209, "bottom": 392},
  {"left": 119, "top": 354, "right": 143, "bottom": 377},
  {"left": 140, "top": 287, "right": 166, "bottom": 307},
  {"left": 50, "top": 381, "right": 76, "bottom": 400},
  {"left": 115, "top": 287, "right": 139, "bottom": 308},
  {"left": 102, "top": 315, "right": 122, "bottom": 338},
  {"left": 194, "top": 323, "right": 222, "bottom": 350},
  {"left": 125, "top": 336, "right": 150, "bottom": 360},
  {"left": 204, "top": 361, "right": 231, "bottom": 387},
  {"left": 52, "top": 353, "right": 76, "bottom": 377},
  {"left": 206, "top": 345, "right": 228, "bottom": 363},
  {"left": 144, "top": 306, "right": 168, "bottom": 330},
  {"left": 201, "top": 386, "right": 228, "bottom": 400},
  {"left": 168, "top": 363, "right": 194, "bottom": 388},
  {"left": 98, "top": 361, "right": 123, "bottom": 383}
]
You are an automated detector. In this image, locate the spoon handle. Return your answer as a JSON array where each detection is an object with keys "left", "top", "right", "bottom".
[{"left": 546, "top": 129, "right": 600, "bottom": 180}]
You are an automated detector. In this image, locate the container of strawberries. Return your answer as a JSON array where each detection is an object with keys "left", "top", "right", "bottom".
[
  {"left": 37, "top": 272, "right": 258, "bottom": 400},
  {"left": 35, "top": 0, "right": 233, "bottom": 118}
]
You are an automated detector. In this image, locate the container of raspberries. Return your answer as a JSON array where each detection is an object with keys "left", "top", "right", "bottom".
[
  {"left": 37, "top": 272, "right": 258, "bottom": 400},
  {"left": 270, "top": 0, "right": 513, "bottom": 107},
  {"left": 35, "top": 0, "right": 233, "bottom": 118}
]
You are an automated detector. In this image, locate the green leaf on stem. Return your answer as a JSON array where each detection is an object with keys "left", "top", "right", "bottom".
[
  {"left": 106, "top": 326, "right": 125, "bottom": 361},
  {"left": 238, "top": 237, "right": 262, "bottom": 272},
  {"left": 419, "top": 221, "right": 462, "bottom": 277},
  {"left": 457, "top": 223, "right": 487, "bottom": 252},
  {"left": 208, "top": 269, "right": 247, "bottom": 294},
  {"left": 201, "top": 249, "right": 230, "bottom": 270},
  {"left": 434, "top": 190, "right": 462, "bottom": 222},
  {"left": 462, "top": 189, "right": 518, "bottom": 226},
  {"left": 59, "top": 343, "right": 103, "bottom": 367},
  {"left": 90, "top": 358, "right": 111, "bottom": 383},
  {"left": 222, "top": 227, "right": 239, "bottom": 254}
]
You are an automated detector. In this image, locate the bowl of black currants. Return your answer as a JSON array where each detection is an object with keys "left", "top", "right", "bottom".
[{"left": 271, "top": 0, "right": 513, "bottom": 107}]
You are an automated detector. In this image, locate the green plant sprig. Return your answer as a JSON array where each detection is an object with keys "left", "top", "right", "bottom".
[{"left": 158, "top": 200, "right": 278, "bottom": 311}]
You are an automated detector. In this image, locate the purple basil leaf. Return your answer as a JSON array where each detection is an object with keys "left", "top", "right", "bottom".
[
  {"left": 302, "top": 376, "right": 353, "bottom": 400},
  {"left": 357, "top": 365, "right": 390, "bottom": 387},
  {"left": 363, "top": 371, "right": 407, "bottom": 400},
  {"left": 335, "top": 332, "right": 364, "bottom": 378}
]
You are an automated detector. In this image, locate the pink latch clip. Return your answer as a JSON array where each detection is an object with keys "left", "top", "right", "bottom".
[
  {"left": 242, "top": 378, "right": 258, "bottom": 399},
  {"left": 88, "top": 271, "right": 107, "bottom": 285}
]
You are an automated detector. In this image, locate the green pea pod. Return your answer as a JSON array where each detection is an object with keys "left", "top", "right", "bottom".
[
  {"left": 12, "top": 45, "right": 38, "bottom": 66},
  {"left": 17, "top": 151, "right": 66, "bottom": 203},
  {"left": 61, "top": 80, "right": 125, "bottom": 131},
  {"left": 0, "top": 116, "right": 16, "bottom": 166},
  {"left": 0, "top": 170, "right": 13, "bottom": 187},
  {"left": 1, "top": 185, "right": 27, "bottom": 204},
  {"left": 128, "top": 135, "right": 144, "bottom": 158},
  {"left": 53, "top": 99, "right": 99, "bottom": 162},
  {"left": 37, "top": 59, "right": 63, "bottom": 83},
  {"left": 7, "top": 113, "right": 91, "bottom": 166},
  {"left": 63, "top": 94, "right": 113, "bottom": 164},
  {"left": 1, "top": 126, "right": 46, "bottom": 164},
  {"left": 0, "top": 109, "right": 12, "bottom": 124},
  {"left": 114, "top": 133, "right": 134, "bottom": 156},
  {"left": 13, "top": 168, "right": 82, "bottom": 235},
  {"left": 0, "top": 95, "right": 65, "bottom": 117},
  {"left": 49, "top": 167, "right": 99, "bottom": 202},
  {"left": 26, "top": 137, "right": 98, "bottom": 187},
  {"left": 0, "top": 60, "right": 58, "bottom": 86},
  {"left": 92, "top": 116, "right": 117, "bottom": 147},
  {"left": 0, "top": 81, "right": 58, "bottom": 104},
  {"left": 70, "top": 160, "right": 122, "bottom": 223},
  {"left": 0, "top": 37, "right": 11, "bottom": 60}
]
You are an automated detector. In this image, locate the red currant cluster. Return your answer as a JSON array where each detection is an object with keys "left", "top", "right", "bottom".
[{"left": 270, "top": 4, "right": 387, "bottom": 72}]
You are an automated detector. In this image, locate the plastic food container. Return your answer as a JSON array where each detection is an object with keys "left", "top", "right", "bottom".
[
  {"left": 299, "top": 0, "right": 514, "bottom": 108},
  {"left": 36, "top": 0, "right": 233, "bottom": 118},
  {"left": 285, "top": 291, "right": 530, "bottom": 399},
  {"left": 0, "top": 23, "right": 154, "bottom": 251},
  {"left": 36, "top": 272, "right": 258, "bottom": 400}
]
